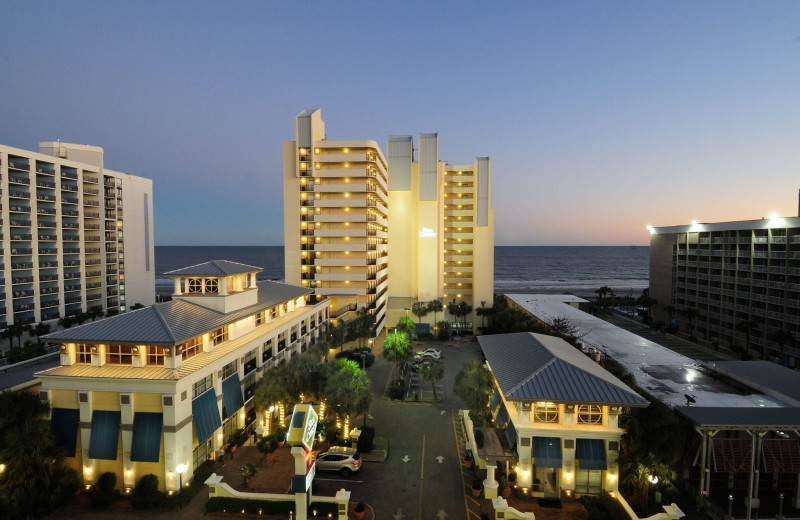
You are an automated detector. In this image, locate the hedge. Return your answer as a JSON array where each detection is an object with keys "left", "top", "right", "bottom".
[{"left": 206, "top": 497, "right": 338, "bottom": 515}]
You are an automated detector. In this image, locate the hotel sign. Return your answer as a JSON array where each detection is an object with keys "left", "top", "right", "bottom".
[
  {"left": 419, "top": 227, "right": 437, "bottom": 238},
  {"left": 287, "top": 404, "right": 318, "bottom": 451}
]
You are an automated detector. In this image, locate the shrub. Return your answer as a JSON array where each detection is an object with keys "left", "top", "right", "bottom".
[
  {"left": 473, "top": 428, "right": 484, "bottom": 449},
  {"left": 388, "top": 383, "right": 404, "bottom": 400},
  {"left": 580, "top": 494, "right": 629, "bottom": 520},
  {"left": 357, "top": 425, "right": 375, "bottom": 453},
  {"left": 90, "top": 472, "right": 119, "bottom": 509},
  {"left": 335, "top": 349, "right": 375, "bottom": 368},
  {"left": 131, "top": 474, "right": 160, "bottom": 510}
]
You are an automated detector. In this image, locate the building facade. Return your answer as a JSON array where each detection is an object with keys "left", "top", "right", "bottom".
[
  {"left": 478, "top": 332, "right": 648, "bottom": 499},
  {"left": 650, "top": 217, "right": 800, "bottom": 369},
  {"left": 0, "top": 141, "right": 155, "bottom": 327},
  {"left": 386, "top": 133, "right": 494, "bottom": 332},
  {"left": 38, "top": 261, "right": 329, "bottom": 492},
  {"left": 283, "top": 109, "right": 389, "bottom": 332}
]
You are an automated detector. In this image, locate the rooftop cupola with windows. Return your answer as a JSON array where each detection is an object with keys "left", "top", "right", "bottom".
[{"left": 164, "top": 260, "right": 262, "bottom": 313}]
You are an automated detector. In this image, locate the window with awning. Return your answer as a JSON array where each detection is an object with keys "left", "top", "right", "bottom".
[
  {"left": 504, "top": 421, "right": 517, "bottom": 450},
  {"left": 192, "top": 389, "right": 222, "bottom": 444},
  {"left": 576, "top": 438, "right": 607, "bottom": 470},
  {"left": 130, "top": 412, "right": 163, "bottom": 463},
  {"left": 50, "top": 408, "right": 80, "bottom": 457},
  {"left": 533, "top": 437, "right": 562, "bottom": 468},
  {"left": 88, "top": 410, "right": 121, "bottom": 460},
  {"left": 222, "top": 374, "right": 244, "bottom": 420},
  {"left": 495, "top": 403, "right": 510, "bottom": 430}
]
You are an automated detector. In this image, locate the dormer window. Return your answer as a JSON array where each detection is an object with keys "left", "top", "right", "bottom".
[
  {"left": 533, "top": 402, "right": 559, "bottom": 423},
  {"left": 577, "top": 405, "right": 602, "bottom": 425},
  {"left": 205, "top": 278, "right": 219, "bottom": 294},
  {"left": 188, "top": 278, "right": 202, "bottom": 293}
]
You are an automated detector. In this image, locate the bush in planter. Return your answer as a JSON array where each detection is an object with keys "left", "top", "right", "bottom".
[
  {"left": 388, "top": 383, "right": 404, "bottom": 400},
  {"left": 90, "top": 472, "right": 119, "bottom": 509},
  {"left": 473, "top": 428, "right": 484, "bottom": 449},
  {"left": 357, "top": 425, "right": 375, "bottom": 452}
]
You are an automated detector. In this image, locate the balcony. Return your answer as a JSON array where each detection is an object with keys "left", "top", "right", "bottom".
[
  {"left": 38, "top": 221, "right": 56, "bottom": 229},
  {"left": 9, "top": 175, "right": 30, "bottom": 185},
  {"left": 36, "top": 180, "right": 56, "bottom": 189},
  {"left": 61, "top": 171, "right": 78, "bottom": 180},
  {"left": 8, "top": 159, "right": 30, "bottom": 171},
  {"left": 61, "top": 184, "right": 77, "bottom": 192},
  {"left": 9, "top": 190, "right": 30, "bottom": 200},
  {"left": 84, "top": 199, "right": 100, "bottom": 207},
  {"left": 84, "top": 175, "right": 99, "bottom": 184},
  {"left": 38, "top": 261, "right": 58, "bottom": 269},
  {"left": 62, "top": 196, "right": 79, "bottom": 205},
  {"left": 40, "top": 286, "right": 59, "bottom": 295}
]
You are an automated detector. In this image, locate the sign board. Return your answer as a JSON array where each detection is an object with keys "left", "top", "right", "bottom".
[
  {"left": 419, "top": 227, "right": 437, "bottom": 237},
  {"left": 286, "top": 403, "right": 318, "bottom": 451}
]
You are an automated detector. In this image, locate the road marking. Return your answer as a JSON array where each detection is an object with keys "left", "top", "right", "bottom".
[
  {"left": 436, "top": 510, "right": 448, "bottom": 520},
  {"left": 435, "top": 455, "right": 444, "bottom": 463},
  {"left": 314, "top": 477, "right": 364, "bottom": 483},
  {"left": 452, "top": 410, "right": 470, "bottom": 520},
  {"left": 420, "top": 435, "right": 426, "bottom": 479},
  {"left": 440, "top": 410, "right": 446, "bottom": 415},
  {"left": 393, "top": 508, "right": 404, "bottom": 520}
]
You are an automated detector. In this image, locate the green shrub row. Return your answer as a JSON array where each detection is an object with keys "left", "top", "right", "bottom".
[
  {"left": 206, "top": 497, "right": 338, "bottom": 515},
  {"left": 131, "top": 459, "right": 216, "bottom": 510},
  {"left": 388, "top": 383, "right": 404, "bottom": 400}
]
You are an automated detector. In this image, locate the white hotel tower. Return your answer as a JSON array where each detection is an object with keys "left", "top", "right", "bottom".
[{"left": 0, "top": 141, "right": 155, "bottom": 327}]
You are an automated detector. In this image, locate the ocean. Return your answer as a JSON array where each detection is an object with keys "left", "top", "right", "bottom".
[{"left": 154, "top": 245, "right": 650, "bottom": 297}]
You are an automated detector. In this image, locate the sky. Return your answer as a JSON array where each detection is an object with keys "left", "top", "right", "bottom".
[{"left": 2, "top": 1, "right": 799, "bottom": 246}]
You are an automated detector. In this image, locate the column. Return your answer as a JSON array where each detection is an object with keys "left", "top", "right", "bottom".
[
  {"left": 174, "top": 278, "right": 182, "bottom": 295},
  {"left": 484, "top": 464, "right": 498, "bottom": 498}
]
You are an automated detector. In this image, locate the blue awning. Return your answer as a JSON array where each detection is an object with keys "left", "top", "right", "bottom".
[
  {"left": 192, "top": 389, "right": 221, "bottom": 444},
  {"left": 533, "top": 437, "right": 562, "bottom": 468},
  {"left": 490, "top": 391, "right": 500, "bottom": 412},
  {"left": 222, "top": 374, "right": 244, "bottom": 419},
  {"left": 130, "top": 412, "right": 163, "bottom": 463},
  {"left": 504, "top": 422, "right": 517, "bottom": 449},
  {"left": 576, "top": 439, "right": 607, "bottom": 470},
  {"left": 495, "top": 403, "right": 510, "bottom": 429},
  {"left": 50, "top": 408, "right": 80, "bottom": 457},
  {"left": 88, "top": 410, "right": 121, "bottom": 460}
]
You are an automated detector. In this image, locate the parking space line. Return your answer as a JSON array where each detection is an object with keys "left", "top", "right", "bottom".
[{"left": 452, "top": 410, "right": 472, "bottom": 520}]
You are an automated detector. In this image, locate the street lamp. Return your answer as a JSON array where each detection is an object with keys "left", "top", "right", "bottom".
[
  {"left": 175, "top": 463, "right": 187, "bottom": 510},
  {"left": 403, "top": 307, "right": 410, "bottom": 319}
]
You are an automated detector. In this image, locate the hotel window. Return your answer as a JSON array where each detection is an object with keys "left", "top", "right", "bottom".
[
  {"left": 243, "top": 349, "right": 257, "bottom": 375},
  {"left": 533, "top": 402, "right": 559, "bottom": 423},
  {"left": 221, "top": 360, "right": 238, "bottom": 380},
  {"left": 210, "top": 327, "right": 228, "bottom": 346},
  {"left": 181, "top": 336, "right": 202, "bottom": 360},
  {"left": 270, "top": 307, "right": 277, "bottom": 319},
  {"left": 106, "top": 344, "right": 134, "bottom": 365},
  {"left": 192, "top": 438, "right": 212, "bottom": 470},
  {"left": 255, "top": 310, "right": 266, "bottom": 326},
  {"left": 147, "top": 345, "right": 167, "bottom": 366},
  {"left": 577, "top": 405, "right": 603, "bottom": 425},
  {"left": 76, "top": 343, "right": 92, "bottom": 363},
  {"left": 205, "top": 278, "right": 218, "bottom": 294},
  {"left": 188, "top": 278, "right": 202, "bottom": 293},
  {"left": 262, "top": 339, "right": 273, "bottom": 364},
  {"left": 192, "top": 374, "right": 213, "bottom": 399}
]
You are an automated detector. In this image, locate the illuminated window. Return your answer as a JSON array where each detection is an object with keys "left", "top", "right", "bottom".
[
  {"left": 533, "top": 402, "right": 559, "bottom": 423},
  {"left": 181, "top": 336, "right": 202, "bottom": 360},
  {"left": 192, "top": 375, "right": 213, "bottom": 399},
  {"left": 147, "top": 346, "right": 167, "bottom": 366},
  {"left": 210, "top": 327, "right": 228, "bottom": 346},
  {"left": 106, "top": 345, "right": 134, "bottom": 365},
  {"left": 577, "top": 405, "right": 603, "bottom": 425},
  {"left": 76, "top": 343, "right": 92, "bottom": 363},
  {"left": 255, "top": 310, "right": 267, "bottom": 326},
  {"left": 205, "top": 278, "right": 218, "bottom": 294}
]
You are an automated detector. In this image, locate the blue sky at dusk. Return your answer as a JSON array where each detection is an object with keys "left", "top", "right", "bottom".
[{"left": 2, "top": 1, "right": 799, "bottom": 246}]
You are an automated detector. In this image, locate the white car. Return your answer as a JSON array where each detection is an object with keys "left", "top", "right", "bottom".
[{"left": 415, "top": 348, "right": 441, "bottom": 360}]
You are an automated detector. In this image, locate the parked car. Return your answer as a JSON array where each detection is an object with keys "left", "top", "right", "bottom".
[
  {"left": 314, "top": 446, "right": 362, "bottom": 476},
  {"left": 417, "top": 348, "right": 441, "bottom": 359}
]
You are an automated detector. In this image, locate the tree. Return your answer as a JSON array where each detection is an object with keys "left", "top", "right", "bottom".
[
  {"left": 1, "top": 327, "right": 14, "bottom": 352},
  {"left": 475, "top": 301, "right": 489, "bottom": 331},
  {"left": 57, "top": 316, "right": 75, "bottom": 330},
  {"left": 663, "top": 305, "right": 677, "bottom": 328},
  {"left": 381, "top": 330, "right": 411, "bottom": 378},
  {"left": 596, "top": 286, "right": 612, "bottom": 309},
  {"left": 427, "top": 300, "right": 443, "bottom": 331},
  {"left": 419, "top": 360, "right": 444, "bottom": 400},
  {"left": 411, "top": 302, "right": 429, "bottom": 324},
  {"left": 322, "top": 359, "right": 372, "bottom": 428},
  {"left": 0, "top": 390, "right": 80, "bottom": 518},
  {"left": 736, "top": 319, "right": 760, "bottom": 359},
  {"left": 549, "top": 316, "right": 585, "bottom": 341},
  {"left": 89, "top": 307, "right": 105, "bottom": 321},
  {"left": 681, "top": 307, "right": 699, "bottom": 337},
  {"left": 253, "top": 363, "right": 297, "bottom": 415},
  {"left": 636, "top": 289, "right": 657, "bottom": 323},
  {"left": 453, "top": 360, "right": 494, "bottom": 426},
  {"left": 239, "top": 462, "right": 257, "bottom": 489},
  {"left": 351, "top": 308, "right": 375, "bottom": 349},
  {"left": 32, "top": 322, "right": 52, "bottom": 347},
  {"left": 396, "top": 316, "right": 415, "bottom": 337},
  {"left": 10, "top": 322, "right": 31, "bottom": 349}
]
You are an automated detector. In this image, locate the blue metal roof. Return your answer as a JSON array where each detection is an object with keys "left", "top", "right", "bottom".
[
  {"left": 478, "top": 332, "right": 648, "bottom": 407},
  {"left": 164, "top": 260, "right": 263, "bottom": 277},
  {"left": 44, "top": 280, "right": 311, "bottom": 345}
]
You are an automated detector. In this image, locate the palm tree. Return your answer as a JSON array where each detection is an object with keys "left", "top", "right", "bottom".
[
  {"left": 636, "top": 289, "right": 657, "bottom": 323},
  {"left": 419, "top": 360, "right": 444, "bottom": 400},
  {"left": 322, "top": 359, "right": 372, "bottom": 430},
  {"left": 453, "top": 360, "right": 494, "bottom": 426},
  {"left": 457, "top": 301, "right": 472, "bottom": 333},
  {"left": 239, "top": 462, "right": 257, "bottom": 489},
  {"left": 381, "top": 330, "right": 411, "bottom": 377},
  {"left": 681, "top": 307, "right": 699, "bottom": 337},
  {"left": 663, "top": 305, "right": 677, "bottom": 329},
  {"left": 396, "top": 316, "right": 415, "bottom": 337},
  {"left": 32, "top": 322, "right": 52, "bottom": 347},
  {"left": 769, "top": 329, "right": 793, "bottom": 365},
  {"left": 427, "top": 300, "right": 443, "bottom": 332},
  {"left": 475, "top": 301, "right": 489, "bottom": 331},
  {"left": 411, "top": 301, "right": 429, "bottom": 325},
  {"left": 596, "top": 286, "right": 612, "bottom": 309},
  {"left": 10, "top": 322, "right": 31, "bottom": 349}
]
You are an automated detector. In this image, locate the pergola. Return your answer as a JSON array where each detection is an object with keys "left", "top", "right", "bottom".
[{"left": 674, "top": 406, "right": 800, "bottom": 520}]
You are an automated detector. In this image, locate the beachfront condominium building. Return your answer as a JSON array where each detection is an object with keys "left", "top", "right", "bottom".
[
  {"left": 283, "top": 109, "right": 389, "bottom": 332},
  {"left": 650, "top": 216, "right": 800, "bottom": 369},
  {"left": 0, "top": 141, "right": 154, "bottom": 327},
  {"left": 385, "top": 134, "right": 494, "bottom": 333},
  {"left": 38, "top": 261, "right": 329, "bottom": 492}
]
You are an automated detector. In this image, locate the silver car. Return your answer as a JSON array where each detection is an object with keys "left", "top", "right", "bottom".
[{"left": 314, "top": 446, "right": 362, "bottom": 476}]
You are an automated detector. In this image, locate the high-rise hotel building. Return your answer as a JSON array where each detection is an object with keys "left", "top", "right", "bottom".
[
  {"left": 650, "top": 216, "right": 800, "bottom": 369},
  {"left": 284, "top": 109, "right": 494, "bottom": 336},
  {"left": 283, "top": 109, "right": 390, "bottom": 332},
  {"left": 0, "top": 141, "right": 155, "bottom": 327}
]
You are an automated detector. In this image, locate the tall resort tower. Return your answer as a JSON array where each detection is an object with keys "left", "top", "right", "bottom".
[
  {"left": 283, "top": 109, "right": 390, "bottom": 333},
  {"left": 385, "top": 134, "right": 494, "bottom": 333}
]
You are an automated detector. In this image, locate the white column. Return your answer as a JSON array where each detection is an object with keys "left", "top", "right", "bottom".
[
  {"left": 174, "top": 278, "right": 182, "bottom": 295},
  {"left": 484, "top": 464, "right": 498, "bottom": 498}
]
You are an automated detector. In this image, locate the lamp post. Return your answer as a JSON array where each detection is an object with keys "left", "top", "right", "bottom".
[
  {"left": 175, "top": 463, "right": 187, "bottom": 510},
  {"left": 727, "top": 493, "right": 734, "bottom": 520},
  {"left": 403, "top": 307, "right": 410, "bottom": 319}
]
